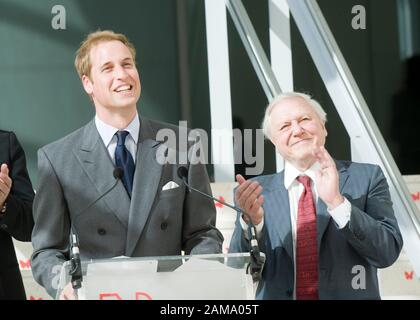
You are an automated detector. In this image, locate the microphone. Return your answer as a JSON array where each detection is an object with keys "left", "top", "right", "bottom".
[
  {"left": 68, "top": 167, "right": 123, "bottom": 296},
  {"left": 69, "top": 232, "right": 82, "bottom": 292},
  {"left": 177, "top": 166, "right": 265, "bottom": 282},
  {"left": 113, "top": 167, "right": 124, "bottom": 180}
]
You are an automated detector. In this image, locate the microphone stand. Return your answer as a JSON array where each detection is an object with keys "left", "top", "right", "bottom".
[
  {"left": 69, "top": 232, "right": 83, "bottom": 299},
  {"left": 66, "top": 168, "right": 122, "bottom": 299},
  {"left": 178, "top": 173, "right": 265, "bottom": 282}
]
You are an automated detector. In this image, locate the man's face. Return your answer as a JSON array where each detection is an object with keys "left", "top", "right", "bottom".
[
  {"left": 82, "top": 40, "right": 141, "bottom": 113},
  {"left": 269, "top": 97, "right": 327, "bottom": 166}
]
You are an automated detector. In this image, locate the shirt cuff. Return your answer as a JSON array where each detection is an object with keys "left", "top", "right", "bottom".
[
  {"left": 328, "top": 197, "right": 351, "bottom": 229},
  {"left": 240, "top": 215, "right": 264, "bottom": 236}
]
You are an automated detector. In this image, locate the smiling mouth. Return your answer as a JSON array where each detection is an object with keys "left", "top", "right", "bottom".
[
  {"left": 291, "top": 139, "right": 311, "bottom": 146},
  {"left": 114, "top": 84, "right": 133, "bottom": 93}
]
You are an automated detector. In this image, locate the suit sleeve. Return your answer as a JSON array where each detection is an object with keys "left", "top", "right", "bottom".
[
  {"left": 180, "top": 136, "right": 224, "bottom": 254},
  {"left": 340, "top": 165, "right": 403, "bottom": 268},
  {"left": 30, "top": 148, "right": 70, "bottom": 298},
  {"left": 0, "top": 132, "right": 34, "bottom": 241},
  {"left": 229, "top": 214, "right": 252, "bottom": 253}
]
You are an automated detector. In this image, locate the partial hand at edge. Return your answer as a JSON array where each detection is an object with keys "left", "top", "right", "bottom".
[
  {"left": 0, "top": 164, "right": 12, "bottom": 208},
  {"left": 59, "top": 282, "right": 77, "bottom": 300}
]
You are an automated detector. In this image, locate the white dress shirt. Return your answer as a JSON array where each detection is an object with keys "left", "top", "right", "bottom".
[
  {"left": 240, "top": 161, "right": 352, "bottom": 297},
  {"left": 94, "top": 114, "right": 139, "bottom": 164}
]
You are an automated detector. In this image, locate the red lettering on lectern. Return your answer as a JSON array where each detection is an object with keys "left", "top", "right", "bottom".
[
  {"left": 99, "top": 292, "right": 153, "bottom": 300},
  {"left": 135, "top": 292, "right": 153, "bottom": 300},
  {"left": 215, "top": 196, "right": 225, "bottom": 208},
  {"left": 19, "top": 259, "right": 31, "bottom": 269},
  {"left": 99, "top": 293, "right": 122, "bottom": 300},
  {"left": 404, "top": 271, "right": 414, "bottom": 280},
  {"left": 412, "top": 192, "right": 420, "bottom": 201}
]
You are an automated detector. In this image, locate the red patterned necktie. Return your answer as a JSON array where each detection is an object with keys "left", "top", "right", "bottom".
[{"left": 295, "top": 175, "right": 319, "bottom": 300}]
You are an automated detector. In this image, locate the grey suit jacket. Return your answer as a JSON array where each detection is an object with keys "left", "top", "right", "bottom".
[
  {"left": 229, "top": 160, "right": 403, "bottom": 299},
  {"left": 31, "top": 117, "right": 223, "bottom": 297}
]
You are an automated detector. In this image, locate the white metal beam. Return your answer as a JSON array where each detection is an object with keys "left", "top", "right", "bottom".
[
  {"left": 269, "top": 0, "right": 294, "bottom": 172},
  {"left": 205, "top": 0, "right": 235, "bottom": 182}
]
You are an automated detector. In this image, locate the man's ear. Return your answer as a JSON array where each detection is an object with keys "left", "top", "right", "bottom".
[{"left": 81, "top": 75, "right": 93, "bottom": 96}]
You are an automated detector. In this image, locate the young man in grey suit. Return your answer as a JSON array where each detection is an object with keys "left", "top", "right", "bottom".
[
  {"left": 229, "top": 92, "right": 403, "bottom": 300},
  {"left": 31, "top": 30, "right": 223, "bottom": 299}
]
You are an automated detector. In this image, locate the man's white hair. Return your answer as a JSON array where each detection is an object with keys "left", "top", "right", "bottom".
[{"left": 261, "top": 92, "right": 327, "bottom": 139}]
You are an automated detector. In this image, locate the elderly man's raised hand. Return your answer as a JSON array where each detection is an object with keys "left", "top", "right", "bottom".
[
  {"left": 235, "top": 174, "right": 264, "bottom": 225},
  {"left": 313, "top": 146, "right": 344, "bottom": 210}
]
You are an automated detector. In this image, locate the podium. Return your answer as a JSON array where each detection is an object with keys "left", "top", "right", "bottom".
[{"left": 56, "top": 253, "right": 261, "bottom": 300}]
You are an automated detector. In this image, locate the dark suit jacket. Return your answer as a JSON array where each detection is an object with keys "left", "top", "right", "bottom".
[
  {"left": 0, "top": 131, "right": 34, "bottom": 300},
  {"left": 31, "top": 117, "right": 224, "bottom": 297},
  {"left": 229, "top": 160, "right": 403, "bottom": 299}
]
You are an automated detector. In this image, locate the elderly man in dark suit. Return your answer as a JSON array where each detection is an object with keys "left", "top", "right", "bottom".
[
  {"left": 229, "top": 92, "right": 403, "bottom": 299},
  {"left": 0, "top": 130, "right": 34, "bottom": 300},
  {"left": 31, "top": 30, "right": 223, "bottom": 299}
]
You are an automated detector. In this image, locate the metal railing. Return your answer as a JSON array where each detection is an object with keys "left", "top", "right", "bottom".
[{"left": 225, "top": 0, "right": 281, "bottom": 100}]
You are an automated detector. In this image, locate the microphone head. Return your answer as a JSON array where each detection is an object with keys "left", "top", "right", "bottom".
[
  {"left": 113, "top": 167, "right": 124, "bottom": 179},
  {"left": 177, "top": 166, "right": 188, "bottom": 180}
]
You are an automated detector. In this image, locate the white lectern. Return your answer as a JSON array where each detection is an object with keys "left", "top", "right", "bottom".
[{"left": 56, "top": 252, "right": 262, "bottom": 300}]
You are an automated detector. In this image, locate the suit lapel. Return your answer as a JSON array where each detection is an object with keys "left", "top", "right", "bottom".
[
  {"left": 316, "top": 199, "right": 329, "bottom": 252},
  {"left": 126, "top": 118, "right": 163, "bottom": 256},
  {"left": 73, "top": 120, "right": 131, "bottom": 228},
  {"left": 337, "top": 161, "right": 350, "bottom": 194},
  {"left": 265, "top": 172, "right": 294, "bottom": 260},
  {"left": 317, "top": 160, "right": 350, "bottom": 250}
]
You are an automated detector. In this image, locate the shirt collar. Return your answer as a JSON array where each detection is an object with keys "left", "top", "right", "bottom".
[
  {"left": 95, "top": 113, "right": 140, "bottom": 148},
  {"left": 284, "top": 160, "right": 320, "bottom": 190}
]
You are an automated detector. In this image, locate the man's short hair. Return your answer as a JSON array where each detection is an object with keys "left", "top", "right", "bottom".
[
  {"left": 261, "top": 92, "right": 327, "bottom": 139},
  {"left": 74, "top": 30, "right": 137, "bottom": 80}
]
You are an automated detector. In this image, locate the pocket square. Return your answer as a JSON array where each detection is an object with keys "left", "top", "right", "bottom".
[{"left": 162, "top": 181, "right": 180, "bottom": 191}]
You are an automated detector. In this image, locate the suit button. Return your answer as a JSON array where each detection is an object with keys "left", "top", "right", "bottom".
[
  {"left": 0, "top": 224, "right": 7, "bottom": 230},
  {"left": 97, "top": 228, "right": 106, "bottom": 236},
  {"left": 161, "top": 222, "right": 168, "bottom": 230}
]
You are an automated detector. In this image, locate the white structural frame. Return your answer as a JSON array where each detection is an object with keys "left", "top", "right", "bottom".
[
  {"left": 269, "top": 0, "right": 294, "bottom": 172},
  {"left": 204, "top": 0, "right": 420, "bottom": 274},
  {"left": 204, "top": 0, "right": 235, "bottom": 182}
]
